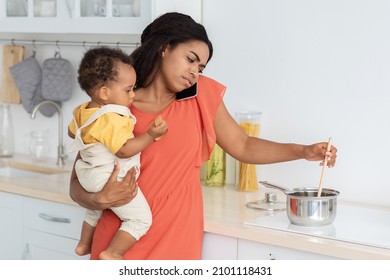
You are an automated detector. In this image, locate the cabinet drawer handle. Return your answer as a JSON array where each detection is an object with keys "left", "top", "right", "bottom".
[{"left": 38, "top": 213, "right": 71, "bottom": 223}]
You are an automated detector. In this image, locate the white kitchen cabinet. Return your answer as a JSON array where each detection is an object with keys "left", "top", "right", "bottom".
[
  {"left": 23, "top": 229, "right": 88, "bottom": 260},
  {"left": 237, "top": 239, "right": 340, "bottom": 260},
  {"left": 0, "top": 190, "right": 88, "bottom": 260},
  {"left": 22, "top": 196, "right": 88, "bottom": 260},
  {"left": 202, "top": 232, "right": 237, "bottom": 259},
  {"left": 0, "top": 191, "right": 24, "bottom": 260},
  {"left": 0, "top": 0, "right": 202, "bottom": 34},
  {"left": 201, "top": 232, "right": 341, "bottom": 260},
  {"left": 0, "top": 0, "right": 152, "bottom": 34}
]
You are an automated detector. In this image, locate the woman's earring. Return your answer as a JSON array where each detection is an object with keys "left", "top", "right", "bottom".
[{"left": 162, "top": 51, "right": 165, "bottom": 58}]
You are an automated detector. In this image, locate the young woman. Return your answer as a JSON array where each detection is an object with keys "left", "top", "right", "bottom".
[{"left": 69, "top": 12, "right": 337, "bottom": 260}]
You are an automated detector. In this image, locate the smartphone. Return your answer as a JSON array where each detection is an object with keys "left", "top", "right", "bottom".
[{"left": 176, "top": 83, "right": 197, "bottom": 101}]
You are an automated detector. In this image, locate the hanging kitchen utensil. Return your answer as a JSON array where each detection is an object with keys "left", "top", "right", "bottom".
[
  {"left": 1, "top": 44, "right": 25, "bottom": 104},
  {"left": 317, "top": 137, "right": 333, "bottom": 197},
  {"left": 41, "top": 50, "right": 73, "bottom": 102},
  {"left": 10, "top": 50, "right": 59, "bottom": 117},
  {"left": 9, "top": 54, "right": 42, "bottom": 113},
  {"left": 259, "top": 181, "right": 340, "bottom": 226}
]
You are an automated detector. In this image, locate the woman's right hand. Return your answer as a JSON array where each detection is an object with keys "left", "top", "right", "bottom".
[
  {"left": 69, "top": 155, "right": 138, "bottom": 210},
  {"left": 94, "top": 162, "right": 138, "bottom": 209}
]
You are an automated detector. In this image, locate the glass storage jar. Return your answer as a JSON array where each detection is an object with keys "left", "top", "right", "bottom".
[
  {"left": 205, "top": 144, "right": 226, "bottom": 187},
  {"left": 0, "top": 104, "right": 14, "bottom": 157},
  {"left": 29, "top": 130, "right": 50, "bottom": 161},
  {"left": 235, "top": 111, "right": 262, "bottom": 191}
]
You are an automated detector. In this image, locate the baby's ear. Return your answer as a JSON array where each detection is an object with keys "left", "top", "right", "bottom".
[{"left": 98, "top": 86, "right": 109, "bottom": 101}]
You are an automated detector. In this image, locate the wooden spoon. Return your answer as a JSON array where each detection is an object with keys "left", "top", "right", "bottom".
[{"left": 317, "top": 137, "right": 333, "bottom": 197}]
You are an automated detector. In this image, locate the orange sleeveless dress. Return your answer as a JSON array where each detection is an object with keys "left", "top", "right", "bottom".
[{"left": 90, "top": 75, "right": 226, "bottom": 259}]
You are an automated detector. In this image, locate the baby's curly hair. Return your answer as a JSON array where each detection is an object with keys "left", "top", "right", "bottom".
[{"left": 78, "top": 46, "right": 133, "bottom": 96}]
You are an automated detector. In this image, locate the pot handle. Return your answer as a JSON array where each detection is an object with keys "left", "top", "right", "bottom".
[{"left": 259, "top": 181, "right": 288, "bottom": 192}]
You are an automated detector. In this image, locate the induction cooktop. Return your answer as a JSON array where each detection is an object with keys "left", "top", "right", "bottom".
[{"left": 244, "top": 204, "right": 390, "bottom": 249}]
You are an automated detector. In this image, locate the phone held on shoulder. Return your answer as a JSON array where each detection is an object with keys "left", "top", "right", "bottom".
[{"left": 176, "top": 83, "right": 197, "bottom": 101}]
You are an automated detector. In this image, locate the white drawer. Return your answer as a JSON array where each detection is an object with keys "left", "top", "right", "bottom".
[
  {"left": 23, "top": 197, "right": 85, "bottom": 240},
  {"left": 23, "top": 229, "right": 89, "bottom": 260}
]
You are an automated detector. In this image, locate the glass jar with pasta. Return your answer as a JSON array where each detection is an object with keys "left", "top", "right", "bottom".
[{"left": 235, "top": 111, "right": 262, "bottom": 191}]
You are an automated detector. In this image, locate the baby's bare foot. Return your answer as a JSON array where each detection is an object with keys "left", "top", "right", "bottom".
[
  {"left": 99, "top": 250, "right": 123, "bottom": 260},
  {"left": 75, "top": 242, "right": 91, "bottom": 256}
]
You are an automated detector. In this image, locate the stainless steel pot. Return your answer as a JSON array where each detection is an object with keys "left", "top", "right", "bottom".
[{"left": 259, "top": 181, "right": 340, "bottom": 227}]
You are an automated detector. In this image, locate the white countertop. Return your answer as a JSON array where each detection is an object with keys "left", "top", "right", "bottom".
[
  {"left": 0, "top": 154, "right": 75, "bottom": 205},
  {"left": 1, "top": 154, "right": 389, "bottom": 259}
]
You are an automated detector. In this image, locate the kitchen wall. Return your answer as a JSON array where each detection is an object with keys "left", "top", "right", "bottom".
[
  {"left": 202, "top": 0, "right": 390, "bottom": 207},
  {"left": 0, "top": 0, "right": 389, "bottom": 207}
]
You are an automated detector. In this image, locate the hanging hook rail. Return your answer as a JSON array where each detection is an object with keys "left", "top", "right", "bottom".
[{"left": 0, "top": 38, "right": 139, "bottom": 48}]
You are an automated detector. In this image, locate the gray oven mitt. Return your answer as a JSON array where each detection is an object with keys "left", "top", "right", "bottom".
[
  {"left": 41, "top": 53, "right": 73, "bottom": 102},
  {"left": 9, "top": 55, "right": 42, "bottom": 113},
  {"left": 10, "top": 55, "right": 59, "bottom": 117}
]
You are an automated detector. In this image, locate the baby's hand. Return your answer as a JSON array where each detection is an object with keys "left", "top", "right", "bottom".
[
  {"left": 148, "top": 115, "right": 168, "bottom": 141},
  {"left": 154, "top": 115, "right": 163, "bottom": 127}
]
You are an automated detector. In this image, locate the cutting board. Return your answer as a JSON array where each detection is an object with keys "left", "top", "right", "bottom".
[{"left": 1, "top": 45, "right": 25, "bottom": 104}]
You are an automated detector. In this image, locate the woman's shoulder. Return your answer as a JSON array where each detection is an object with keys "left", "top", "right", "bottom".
[
  {"left": 198, "top": 75, "right": 225, "bottom": 89},
  {"left": 197, "top": 75, "right": 226, "bottom": 99}
]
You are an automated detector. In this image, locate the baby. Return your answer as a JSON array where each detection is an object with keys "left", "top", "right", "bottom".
[{"left": 68, "top": 46, "right": 168, "bottom": 259}]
